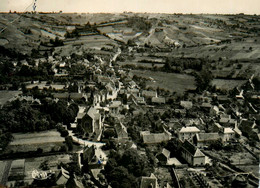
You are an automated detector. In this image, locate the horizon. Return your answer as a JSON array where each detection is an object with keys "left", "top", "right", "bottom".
[
  {"left": 1, "top": 0, "right": 260, "bottom": 15},
  {"left": 1, "top": 11, "right": 259, "bottom": 15}
]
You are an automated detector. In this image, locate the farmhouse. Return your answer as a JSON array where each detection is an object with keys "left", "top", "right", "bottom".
[
  {"left": 222, "top": 128, "right": 235, "bottom": 142},
  {"left": 193, "top": 133, "right": 221, "bottom": 148},
  {"left": 181, "top": 140, "right": 206, "bottom": 166},
  {"left": 178, "top": 126, "right": 200, "bottom": 142}
]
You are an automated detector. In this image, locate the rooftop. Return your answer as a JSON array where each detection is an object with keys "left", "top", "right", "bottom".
[
  {"left": 182, "top": 140, "right": 205, "bottom": 157},
  {"left": 179, "top": 126, "right": 200, "bottom": 133}
]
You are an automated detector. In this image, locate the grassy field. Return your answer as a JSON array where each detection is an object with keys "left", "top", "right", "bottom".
[
  {"left": 7, "top": 130, "right": 65, "bottom": 153},
  {"left": 211, "top": 79, "right": 247, "bottom": 90},
  {"left": 0, "top": 91, "right": 22, "bottom": 106},
  {"left": 131, "top": 70, "right": 196, "bottom": 94}
]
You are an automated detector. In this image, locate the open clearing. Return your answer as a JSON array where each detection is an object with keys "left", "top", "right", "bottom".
[
  {"left": 0, "top": 91, "right": 22, "bottom": 106},
  {"left": 131, "top": 70, "right": 196, "bottom": 94},
  {"left": 7, "top": 130, "right": 65, "bottom": 153},
  {"left": 211, "top": 79, "right": 247, "bottom": 90}
]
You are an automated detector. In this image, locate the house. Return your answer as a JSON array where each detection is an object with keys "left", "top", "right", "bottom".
[
  {"left": 217, "top": 95, "right": 230, "bottom": 103},
  {"left": 210, "top": 106, "right": 220, "bottom": 116},
  {"left": 109, "top": 101, "right": 122, "bottom": 114},
  {"left": 153, "top": 108, "right": 167, "bottom": 115},
  {"left": 53, "top": 92, "right": 87, "bottom": 101},
  {"left": 75, "top": 106, "right": 86, "bottom": 125},
  {"left": 141, "top": 130, "right": 171, "bottom": 144},
  {"left": 114, "top": 122, "right": 129, "bottom": 142},
  {"left": 178, "top": 126, "right": 200, "bottom": 142},
  {"left": 142, "top": 90, "right": 157, "bottom": 99},
  {"left": 127, "top": 88, "right": 139, "bottom": 94},
  {"left": 56, "top": 167, "right": 70, "bottom": 185},
  {"left": 180, "top": 101, "right": 193, "bottom": 109},
  {"left": 181, "top": 140, "right": 206, "bottom": 166},
  {"left": 152, "top": 97, "right": 166, "bottom": 104},
  {"left": 222, "top": 128, "right": 235, "bottom": 142},
  {"left": 168, "top": 119, "right": 182, "bottom": 132},
  {"left": 201, "top": 102, "right": 212, "bottom": 112},
  {"left": 70, "top": 93, "right": 88, "bottom": 101},
  {"left": 81, "top": 145, "right": 106, "bottom": 169},
  {"left": 140, "top": 173, "right": 159, "bottom": 188},
  {"left": 156, "top": 148, "right": 171, "bottom": 165},
  {"left": 193, "top": 133, "right": 221, "bottom": 148},
  {"left": 96, "top": 75, "right": 110, "bottom": 85},
  {"left": 213, "top": 122, "right": 222, "bottom": 132},
  {"left": 219, "top": 115, "right": 237, "bottom": 127},
  {"left": 240, "top": 119, "right": 256, "bottom": 129},
  {"left": 128, "top": 94, "right": 146, "bottom": 105},
  {"left": 106, "top": 82, "right": 118, "bottom": 100}
]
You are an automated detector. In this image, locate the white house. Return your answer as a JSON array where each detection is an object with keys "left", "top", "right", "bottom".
[{"left": 178, "top": 126, "right": 200, "bottom": 142}]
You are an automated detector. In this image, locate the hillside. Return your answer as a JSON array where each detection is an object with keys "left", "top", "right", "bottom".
[{"left": 0, "top": 13, "right": 259, "bottom": 58}]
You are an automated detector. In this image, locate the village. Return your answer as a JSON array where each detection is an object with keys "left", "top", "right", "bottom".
[{"left": 0, "top": 12, "right": 259, "bottom": 188}]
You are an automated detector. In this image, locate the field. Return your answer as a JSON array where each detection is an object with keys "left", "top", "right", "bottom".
[
  {"left": 211, "top": 79, "right": 247, "bottom": 90},
  {"left": 131, "top": 70, "right": 196, "bottom": 94},
  {"left": 0, "top": 91, "right": 22, "bottom": 106},
  {"left": 6, "top": 130, "right": 65, "bottom": 153},
  {"left": 238, "top": 165, "right": 259, "bottom": 178}
]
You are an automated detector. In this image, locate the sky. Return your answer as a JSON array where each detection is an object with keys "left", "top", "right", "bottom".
[{"left": 0, "top": 0, "right": 260, "bottom": 14}]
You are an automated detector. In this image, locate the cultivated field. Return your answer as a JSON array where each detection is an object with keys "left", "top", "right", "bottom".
[
  {"left": 7, "top": 130, "right": 65, "bottom": 153},
  {"left": 131, "top": 70, "right": 196, "bottom": 94}
]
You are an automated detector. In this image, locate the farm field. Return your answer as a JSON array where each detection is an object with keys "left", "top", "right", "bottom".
[
  {"left": 6, "top": 130, "right": 65, "bottom": 153},
  {"left": 118, "top": 61, "right": 165, "bottom": 68},
  {"left": 211, "top": 79, "right": 247, "bottom": 90},
  {"left": 131, "top": 70, "right": 196, "bottom": 94}
]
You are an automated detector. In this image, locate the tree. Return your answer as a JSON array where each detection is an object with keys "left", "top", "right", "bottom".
[
  {"left": 194, "top": 67, "right": 213, "bottom": 92},
  {"left": 107, "top": 166, "right": 137, "bottom": 188},
  {"left": 65, "top": 136, "right": 73, "bottom": 151}
]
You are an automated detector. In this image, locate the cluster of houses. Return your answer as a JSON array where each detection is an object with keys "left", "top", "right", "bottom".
[{"left": 2, "top": 43, "right": 259, "bottom": 188}]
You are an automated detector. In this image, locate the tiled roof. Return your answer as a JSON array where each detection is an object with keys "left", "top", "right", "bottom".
[
  {"left": 152, "top": 97, "right": 166, "bottom": 104},
  {"left": 143, "top": 132, "right": 171, "bottom": 144},
  {"left": 180, "top": 101, "right": 193, "bottom": 109},
  {"left": 196, "top": 133, "right": 220, "bottom": 141},
  {"left": 142, "top": 90, "right": 157, "bottom": 97},
  {"left": 87, "top": 107, "right": 100, "bottom": 120},
  {"left": 161, "top": 148, "right": 170, "bottom": 158},
  {"left": 182, "top": 140, "right": 205, "bottom": 157},
  {"left": 223, "top": 128, "right": 234, "bottom": 134},
  {"left": 179, "top": 126, "right": 200, "bottom": 133}
]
